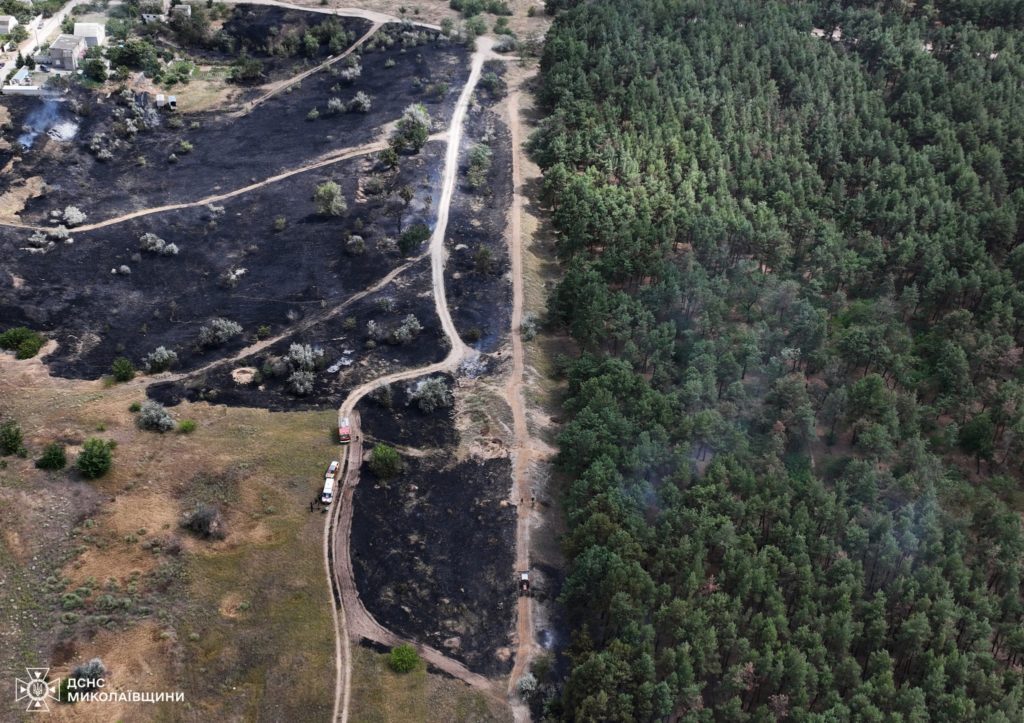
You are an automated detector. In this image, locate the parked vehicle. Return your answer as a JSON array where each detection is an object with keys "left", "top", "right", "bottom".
[
  {"left": 321, "top": 460, "right": 339, "bottom": 504},
  {"left": 338, "top": 417, "right": 351, "bottom": 444},
  {"left": 519, "top": 571, "right": 530, "bottom": 595}
]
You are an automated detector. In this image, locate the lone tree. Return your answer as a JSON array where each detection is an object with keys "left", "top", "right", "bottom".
[
  {"left": 0, "top": 420, "right": 24, "bottom": 456},
  {"left": 369, "top": 444, "right": 403, "bottom": 479},
  {"left": 409, "top": 377, "right": 453, "bottom": 413},
  {"left": 391, "top": 104, "right": 431, "bottom": 153},
  {"left": 398, "top": 224, "right": 431, "bottom": 256},
  {"left": 388, "top": 644, "right": 420, "bottom": 673},
  {"left": 313, "top": 180, "right": 347, "bottom": 216},
  {"left": 77, "top": 438, "right": 114, "bottom": 479},
  {"left": 111, "top": 357, "right": 135, "bottom": 382}
]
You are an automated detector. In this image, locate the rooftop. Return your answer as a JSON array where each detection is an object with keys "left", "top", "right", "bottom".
[{"left": 50, "top": 34, "right": 85, "bottom": 51}]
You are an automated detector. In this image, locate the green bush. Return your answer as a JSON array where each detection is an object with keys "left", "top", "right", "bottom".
[
  {"left": 178, "top": 420, "right": 197, "bottom": 434},
  {"left": 129, "top": 402, "right": 142, "bottom": 413},
  {"left": 369, "top": 444, "right": 403, "bottom": 479},
  {"left": 0, "top": 327, "right": 45, "bottom": 359},
  {"left": 111, "top": 357, "right": 135, "bottom": 382},
  {"left": 387, "top": 644, "right": 420, "bottom": 673},
  {"left": 398, "top": 224, "right": 431, "bottom": 256},
  {"left": 77, "top": 438, "right": 114, "bottom": 479},
  {"left": 0, "top": 420, "right": 24, "bottom": 456},
  {"left": 36, "top": 443, "right": 67, "bottom": 470}
]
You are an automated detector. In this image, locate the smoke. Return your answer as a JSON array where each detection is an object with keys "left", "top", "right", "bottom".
[{"left": 17, "top": 99, "right": 78, "bottom": 148}]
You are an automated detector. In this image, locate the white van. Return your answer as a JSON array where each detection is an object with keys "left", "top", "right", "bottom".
[{"left": 321, "top": 475, "right": 335, "bottom": 505}]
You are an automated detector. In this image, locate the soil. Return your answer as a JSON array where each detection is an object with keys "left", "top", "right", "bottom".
[
  {"left": 0, "top": 28, "right": 470, "bottom": 222},
  {"left": 444, "top": 66, "right": 513, "bottom": 354},
  {"left": 350, "top": 449, "right": 516, "bottom": 678},
  {"left": 1, "top": 140, "right": 446, "bottom": 381}
]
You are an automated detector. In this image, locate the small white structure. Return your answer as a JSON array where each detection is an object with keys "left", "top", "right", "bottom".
[
  {"left": 171, "top": 4, "right": 191, "bottom": 18},
  {"left": 168, "top": 95, "right": 177, "bottom": 109},
  {"left": 9, "top": 66, "right": 30, "bottom": 85},
  {"left": 73, "top": 22, "right": 106, "bottom": 47},
  {"left": 156, "top": 92, "right": 166, "bottom": 107},
  {"left": 140, "top": 13, "right": 168, "bottom": 23},
  {"left": 0, "top": 15, "right": 19, "bottom": 35}
]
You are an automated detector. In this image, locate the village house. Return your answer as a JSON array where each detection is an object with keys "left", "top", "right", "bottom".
[
  {"left": 48, "top": 34, "right": 87, "bottom": 70},
  {"left": 0, "top": 15, "right": 19, "bottom": 35},
  {"left": 73, "top": 22, "right": 105, "bottom": 48}
]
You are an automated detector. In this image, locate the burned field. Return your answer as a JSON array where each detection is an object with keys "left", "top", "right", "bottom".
[
  {"left": 351, "top": 385, "right": 516, "bottom": 677},
  {"left": 1, "top": 134, "right": 446, "bottom": 381},
  {"left": 0, "top": 23, "right": 469, "bottom": 221},
  {"left": 191, "top": 6, "right": 373, "bottom": 83},
  {"left": 445, "top": 62, "right": 513, "bottom": 353},
  {"left": 148, "top": 258, "right": 447, "bottom": 412}
]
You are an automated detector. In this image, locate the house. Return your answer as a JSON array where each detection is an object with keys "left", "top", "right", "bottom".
[
  {"left": 73, "top": 22, "right": 105, "bottom": 47},
  {"left": 48, "top": 34, "right": 87, "bottom": 70},
  {"left": 0, "top": 15, "right": 19, "bottom": 35},
  {"left": 140, "top": 13, "right": 168, "bottom": 24}
]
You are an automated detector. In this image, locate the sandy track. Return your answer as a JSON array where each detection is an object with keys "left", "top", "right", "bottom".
[{"left": 503, "top": 82, "right": 536, "bottom": 721}]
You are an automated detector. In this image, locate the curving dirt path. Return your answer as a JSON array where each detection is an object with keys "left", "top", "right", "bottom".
[{"left": 321, "top": 36, "right": 499, "bottom": 723}]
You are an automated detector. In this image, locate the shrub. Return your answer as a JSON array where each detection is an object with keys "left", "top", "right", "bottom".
[
  {"left": 390, "top": 314, "right": 423, "bottom": 344},
  {"left": 288, "top": 370, "right": 315, "bottom": 395},
  {"left": 391, "top": 103, "right": 431, "bottom": 153},
  {"left": 178, "top": 419, "right": 197, "bottom": 434},
  {"left": 77, "top": 438, "right": 114, "bottom": 479},
  {"left": 198, "top": 318, "right": 242, "bottom": 347},
  {"left": 144, "top": 346, "right": 178, "bottom": 372},
  {"left": 0, "top": 327, "right": 45, "bottom": 359},
  {"left": 409, "top": 376, "right": 453, "bottom": 413},
  {"left": 480, "top": 71, "right": 506, "bottom": 98},
  {"left": 313, "top": 180, "right": 347, "bottom": 216},
  {"left": 181, "top": 504, "right": 226, "bottom": 539},
  {"left": 398, "top": 224, "right": 431, "bottom": 256},
  {"left": 348, "top": 90, "right": 372, "bottom": 112},
  {"left": 177, "top": 140, "right": 193, "bottom": 154},
  {"left": 516, "top": 672, "right": 538, "bottom": 697},
  {"left": 129, "top": 401, "right": 142, "bottom": 412},
  {"left": 327, "top": 96, "right": 345, "bottom": 115},
  {"left": 467, "top": 143, "right": 492, "bottom": 190},
  {"left": 369, "top": 444, "right": 403, "bottom": 479},
  {"left": 346, "top": 235, "right": 366, "bottom": 255},
  {"left": 521, "top": 312, "right": 538, "bottom": 341},
  {"left": 0, "top": 420, "right": 24, "bottom": 456},
  {"left": 289, "top": 343, "right": 324, "bottom": 371},
  {"left": 137, "top": 401, "right": 175, "bottom": 432},
  {"left": 306, "top": 107, "right": 320, "bottom": 121},
  {"left": 474, "top": 245, "right": 494, "bottom": 275},
  {"left": 139, "top": 233, "right": 179, "bottom": 256},
  {"left": 63, "top": 205, "right": 87, "bottom": 226},
  {"left": 388, "top": 644, "right": 420, "bottom": 673},
  {"left": 273, "top": 216, "right": 287, "bottom": 231},
  {"left": 111, "top": 357, "right": 135, "bottom": 382}
]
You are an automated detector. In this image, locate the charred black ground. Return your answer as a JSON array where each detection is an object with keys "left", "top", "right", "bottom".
[
  {"left": 0, "top": 25, "right": 469, "bottom": 221},
  {"left": 351, "top": 438, "right": 516, "bottom": 677}
]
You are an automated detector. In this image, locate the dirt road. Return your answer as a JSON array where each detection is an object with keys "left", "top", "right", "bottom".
[
  {"left": 321, "top": 36, "right": 499, "bottom": 722},
  {"left": 503, "top": 82, "right": 535, "bottom": 721},
  {"left": 222, "top": 0, "right": 440, "bottom": 30}
]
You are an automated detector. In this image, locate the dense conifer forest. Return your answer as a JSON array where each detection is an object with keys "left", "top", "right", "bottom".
[{"left": 533, "top": 0, "right": 1024, "bottom": 719}]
